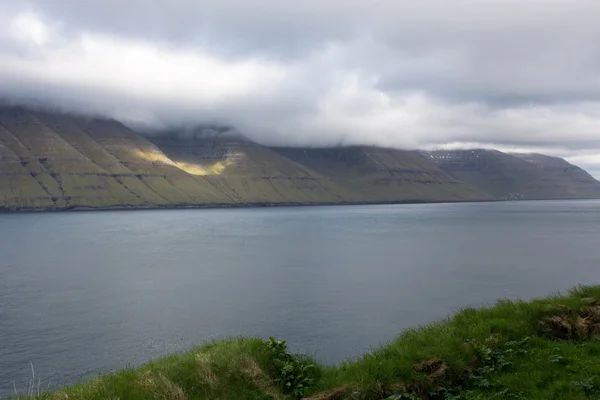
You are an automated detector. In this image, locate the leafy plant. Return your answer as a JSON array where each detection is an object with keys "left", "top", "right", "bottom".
[
  {"left": 265, "top": 337, "right": 317, "bottom": 398},
  {"left": 549, "top": 348, "right": 569, "bottom": 365},
  {"left": 387, "top": 393, "right": 420, "bottom": 399},
  {"left": 571, "top": 376, "right": 599, "bottom": 395}
]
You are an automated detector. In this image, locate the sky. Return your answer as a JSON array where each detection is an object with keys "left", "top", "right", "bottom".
[{"left": 1, "top": 1, "right": 600, "bottom": 176}]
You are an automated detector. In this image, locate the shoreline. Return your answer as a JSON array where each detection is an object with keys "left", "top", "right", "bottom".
[
  {"left": 9, "top": 285, "right": 600, "bottom": 399},
  {"left": 5, "top": 197, "right": 600, "bottom": 214},
  {"left": 0, "top": 198, "right": 474, "bottom": 213}
]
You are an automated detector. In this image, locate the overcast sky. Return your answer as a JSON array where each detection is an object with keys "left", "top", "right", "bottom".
[{"left": 1, "top": 1, "right": 600, "bottom": 175}]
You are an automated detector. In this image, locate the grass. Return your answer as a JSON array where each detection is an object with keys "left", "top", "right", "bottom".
[
  {"left": 11, "top": 285, "right": 600, "bottom": 400},
  {"left": 0, "top": 107, "right": 495, "bottom": 211}
]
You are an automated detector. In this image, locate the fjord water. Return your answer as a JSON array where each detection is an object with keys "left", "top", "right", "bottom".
[{"left": 2, "top": 201, "right": 600, "bottom": 395}]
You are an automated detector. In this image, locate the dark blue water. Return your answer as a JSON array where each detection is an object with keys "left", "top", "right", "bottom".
[{"left": 2, "top": 200, "right": 600, "bottom": 395}]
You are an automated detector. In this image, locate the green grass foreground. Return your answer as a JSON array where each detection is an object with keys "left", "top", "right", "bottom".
[{"left": 14, "top": 285, "right": 600, "bottom": 400}]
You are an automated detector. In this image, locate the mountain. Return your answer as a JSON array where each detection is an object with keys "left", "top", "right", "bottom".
[
  {"left": 0, "top": 106, "right": 598, "bottom": 211},
  {"left": 511, "top": 153, "right": 600, "bottom": 187},
  {"left": 271, "top": 147, "right": 488, "bottom": 202},
  {"left": 427, "top": 149, "right": 600, "bottom": 200},
  {"left": 146, "top": 132, "right": 351, "bottom": 204}
]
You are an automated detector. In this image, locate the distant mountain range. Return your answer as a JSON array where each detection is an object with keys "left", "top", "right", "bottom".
[{"left": 1, "top": 106, "right": 599, "bottom": 211}]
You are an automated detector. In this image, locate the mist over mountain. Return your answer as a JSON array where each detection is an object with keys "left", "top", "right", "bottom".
[
  {"left": 2, "top": 1, "right": 600, "bottom": 177},
  {"left": 1, "top": 106, "right": 599, "bottom": 211}
]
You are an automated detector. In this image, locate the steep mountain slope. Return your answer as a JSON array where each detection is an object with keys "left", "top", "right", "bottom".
[
  {"left": 428, "top": 150, "right": 600, "bottom": 199},
  {"left": 271, "top": 147, "right": 489, "bottom": 202},
  {"left": 0, "top": 107, "right": 487, "bottom": 210},
  {"left": 512, "top": 153, "right": 600, "bottom": 186},
  {"left": 0, "top": 107, "right": 231, "bottom": 209},
  {"left": 147, "top": 133, "right": 350, "bottom": 204},
  {"left": 1, "top": 106, "right": 598, "bottom": 211}
]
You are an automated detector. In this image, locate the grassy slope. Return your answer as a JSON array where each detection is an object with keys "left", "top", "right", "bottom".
[
  {"left": 0, "top": 107, "right": 491, "bottom": 210},
  {"left": 149, "top": 135, "right": 350, "bottom": 204},
  {"left": 18, "top": 285, "right": 600, "bottom": 400},
  {"left": 3, "top": 106, "right": 600, "bottom": 210},
  {"left": 0, "top": 124, "right": 56, "bottom": 208},
  {"left": 428, "top": 150, "right": 600, "bottom": 200},
  {"left": 511, "top": 153, "right": 600, "bottom": 197},
  {"left": 271, "top": 147, "right": 489, "bottom": 202}
]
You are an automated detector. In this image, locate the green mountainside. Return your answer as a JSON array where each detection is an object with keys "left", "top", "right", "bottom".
[
  {"left": 512, "top": 153, "right": 600, "bottom": 187},
  {"left": 271, "top": 147, "right": 488, "bottom": 202},
  {"left": 427, "top": 149, "right": 600, "bottom": 200},
  {"left": 0, "top": 106, "right": 598, "bottom": 211}
]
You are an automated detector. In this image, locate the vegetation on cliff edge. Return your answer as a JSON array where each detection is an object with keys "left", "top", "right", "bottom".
[{"left": 11, "top": 285, "right": 600, "bottom": 400}]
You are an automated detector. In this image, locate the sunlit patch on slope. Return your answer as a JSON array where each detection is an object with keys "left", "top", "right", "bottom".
[
  {"left": 132, "top": 149, "right": 177, "bottom": 165},
  {"left": 132, "top": 149, "right": 234, "bottom": 176},
  {"left": 175, "top": 160, "right": 232, "bottom": 176}
]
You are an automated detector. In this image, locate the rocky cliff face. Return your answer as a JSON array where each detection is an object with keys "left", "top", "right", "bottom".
[{"left": 0, "top": 106, "right": 598, "bottom": 210}]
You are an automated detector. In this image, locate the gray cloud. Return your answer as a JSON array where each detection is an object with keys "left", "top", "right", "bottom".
[{"left": 2, "top": 1, "right": 600, "bottom": 175}]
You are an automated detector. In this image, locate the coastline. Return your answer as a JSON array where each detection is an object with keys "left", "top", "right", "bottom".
[
  {"left": 2, "top": 196, "right": 599, "bottom": 214},
  {"left": 0, "top": 199, "right": 458, "bottom": 213},
  {"left": 10, "top": 285, "right": 600, "bottom": 400}
]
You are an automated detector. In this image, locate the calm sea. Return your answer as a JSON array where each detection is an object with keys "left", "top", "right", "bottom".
[{"left": 2, "top": 200, "right": 600, "bottom": 395}]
